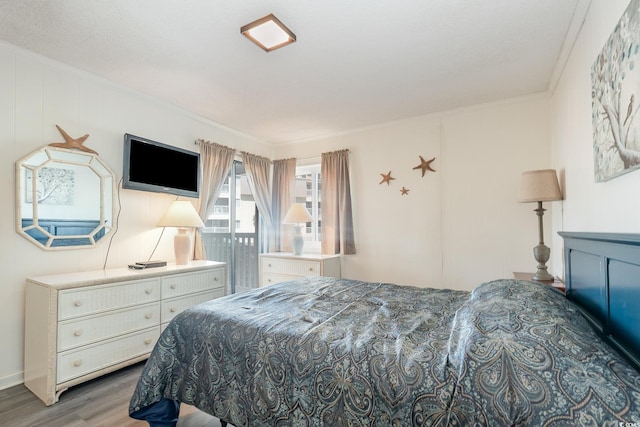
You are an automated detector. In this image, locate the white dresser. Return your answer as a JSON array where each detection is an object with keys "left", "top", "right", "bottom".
[
  {"left": 259, "top": 253, "right": 341, "bottom": 286},
  {"left": 24, "top": 260, "right": 226, "bottom": 405}
]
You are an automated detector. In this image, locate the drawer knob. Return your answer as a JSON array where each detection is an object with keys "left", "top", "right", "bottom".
[
  {"left": 73, "top": 300, "right": 82, "bottom": 307},
  {"left": 170, "top": 284, "right": 176, "bottom": 289},
  {"left": 145, "top": 289, "right": 152, "bottom": 295},
  {"left": 73, "top": 360, "right": 83, "bottom": 367},
  {"left": 214, "top": 277, "right": 218, "bottom": 282},
  {"left": 170, "top": 307, "right": 176, "bottom": 313},
  {"left": 73, "top": 330, "right": 82, "bottom": 337},
  {"left": 144, "top": 313, "right": 152, "bottom": 319},
  {"left": 268, "top": 263, "right": 272, "bottom": 267},
  {"left": 309, "top": 268, "right": 314, "bottom": 272},
  {"left": 144, "top": 339, "right": 152, "bottom": 345}
]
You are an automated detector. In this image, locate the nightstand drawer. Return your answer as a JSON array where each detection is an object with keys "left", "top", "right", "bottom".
[
  {"left": 261, "top": 273, "right": 300, "bottom": 287},
  {"left": 261, "top": 258, "right": 321, "bottom": 276},
  {"left": 259, "top": 254, "right": 340, "bottom": 287}
]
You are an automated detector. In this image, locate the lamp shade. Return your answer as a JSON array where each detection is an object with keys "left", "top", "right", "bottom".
[
  {"left": 283, "top": 203, "right": 313, "bottom": 224},
  {"left": 518, "top": 169, "right": 563, "bottom": 203},
  {"left": 157, "top": 201, "right": 205, "bottom": 228}
]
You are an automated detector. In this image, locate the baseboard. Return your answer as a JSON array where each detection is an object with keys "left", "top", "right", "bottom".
[{"left": 0, "top": 370, "right": 23, "bottom": 391}]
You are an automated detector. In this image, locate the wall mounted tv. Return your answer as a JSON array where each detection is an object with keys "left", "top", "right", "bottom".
[{"left": 123, "top": 134, "right": 200, "bottom": 198}]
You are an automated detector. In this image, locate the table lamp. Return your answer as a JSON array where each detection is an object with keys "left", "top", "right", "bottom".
[
  {"left": 282, "top": 203, "right": 313, "bottom": 255},
  {"left": 518, "top": 169, "right": 563, "bottom": 281},
  {"left": 157, "top": 200, "right": 205, "bottom": 265}
]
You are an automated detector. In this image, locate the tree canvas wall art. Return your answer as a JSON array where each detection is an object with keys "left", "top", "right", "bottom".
[{"left": 592, "top": 0, "right": 640, "bottom": 182}]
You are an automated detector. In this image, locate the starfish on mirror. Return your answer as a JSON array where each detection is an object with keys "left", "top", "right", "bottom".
[
  {"left": 412, "top": 155, "right": 436, "bottom": 177},
  {"left": 379, "top": 171, "right": 395, "bottom": 185},
  {"left": 400, "top": 186, "right": 409, "bottom": 195},
  {"left": 49, "top": 124, "right": 98, "bottom": 155}
]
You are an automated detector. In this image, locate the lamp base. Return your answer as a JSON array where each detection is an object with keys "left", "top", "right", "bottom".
[
  {"left": 532, "top": 243, "right": 553, "bottom": 281},
  {"left": 532, "top": 270, "right": 554, "bottom": 282},
  {"left": 174, "top": 228, "right": 191, "bottom": 265},
  {"left": 291, "top": 225, "right": 304, "bottom": 255}
]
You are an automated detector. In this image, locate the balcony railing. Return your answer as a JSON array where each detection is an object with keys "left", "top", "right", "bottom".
[{"left": 201, "top": 232, "right": 259, "bottom": 294}]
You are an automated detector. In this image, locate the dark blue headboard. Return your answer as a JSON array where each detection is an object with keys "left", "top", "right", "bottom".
[{"left": 560, "top": 232, "right": 640, "bottom": 371}]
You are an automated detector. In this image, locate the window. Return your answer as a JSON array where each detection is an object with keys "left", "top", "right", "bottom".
[{"left": 295, "top": 165, "right": 321, "bottom": 248}]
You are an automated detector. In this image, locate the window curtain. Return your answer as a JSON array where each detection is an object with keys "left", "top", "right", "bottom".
[
  {"left": 193, "top": 139, "right": 236, "bottom": 260},
  {"left": 241, "top": 152, "right": 276, "bottom": 252},
  {"left": 272, "top": 158, "right": 297, "bottom": 252},
  {"left": 321, "top": 149, "right": 356, "bottom": 254}
]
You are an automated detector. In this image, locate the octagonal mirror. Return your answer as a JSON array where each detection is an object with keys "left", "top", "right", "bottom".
[{"left": 16, "top": 146, "right": 116, "bottom": 249}]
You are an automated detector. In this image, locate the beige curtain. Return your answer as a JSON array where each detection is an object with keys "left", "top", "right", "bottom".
[
  {"left": 272, "top": 158, "right": 297, "bottom": 252},
  {"left": 321, "top": 149, "right": 356, "bottom": 254},
  {"left": 193, "top": 139, "right": 236, "bottom": 260},
  {"left": 241, "top": 152, "right": 276, "bottom": 251}
]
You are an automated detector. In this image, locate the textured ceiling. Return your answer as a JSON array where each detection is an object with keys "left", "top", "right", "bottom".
[{"left": 0, "top": 0, "right": 588, "bottom": 144}]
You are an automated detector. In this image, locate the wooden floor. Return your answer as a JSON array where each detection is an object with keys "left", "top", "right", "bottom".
[{"left": 0, "top": 362, "right": 226, "bottom": 427}]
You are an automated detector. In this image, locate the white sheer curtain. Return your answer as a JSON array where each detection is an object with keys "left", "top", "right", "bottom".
[
  {"left": 321, "top": 149, "right": 356, "bottom": 254},
  {"left": 272, "top": 158, "right": 297, "bottom": 252},
  {"left": 241, "top": 152, "right": 276, "bottom": 252},
  {"left": 193, "top": 139, "right": 236, "bottom": 260}
]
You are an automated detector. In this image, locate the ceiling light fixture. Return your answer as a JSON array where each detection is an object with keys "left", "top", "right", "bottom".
[{"left": 241, "top": 13, "right": 296, "bottom": 52}]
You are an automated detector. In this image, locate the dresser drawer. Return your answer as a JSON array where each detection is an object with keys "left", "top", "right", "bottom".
[
  {"left": 58, "top": 279, "right": 161, "bottom": 320},
  {"left": 57, "top": 327, "right": 159, "bottom": 383},
  {"left": 161, "top": 290, "right": 223, "bottom": 324},
  {"left": 261, "top": 258, "right": 321, "bottom": 277},
  {"left": 162, "top": 269, "right": 224, "bottom": 299},
  {"left": 58, "top": 303, "right": 160, "bottom": 352},
  {"left": 261, "top": 273, "right": 299, "bottom": 287}
]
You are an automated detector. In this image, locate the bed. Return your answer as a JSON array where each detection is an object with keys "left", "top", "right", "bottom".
[{"left": 129, "top": 232, "right": 640, "bottom": 426}]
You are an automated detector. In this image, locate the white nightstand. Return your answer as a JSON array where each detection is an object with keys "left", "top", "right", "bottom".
[{"left": 259, "top": 253, "right": 341, "bottom": 286}]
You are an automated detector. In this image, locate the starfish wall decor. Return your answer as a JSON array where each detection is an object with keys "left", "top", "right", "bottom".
[
  {"left": 49, "top": 125, "right": 98, "bottom": 155},
  {"left": 413, "top": 155, "right": 436, "bottom": 177},
  {"left": 378, "top": 154, "right": 437, "bottom": 196},
  {"left": 379, "top": 171, "right": 395, "bottom": 185}
]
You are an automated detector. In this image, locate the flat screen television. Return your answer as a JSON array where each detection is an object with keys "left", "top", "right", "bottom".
[{"left": 123, "top": 134, "right": 200, "bottom": 198}]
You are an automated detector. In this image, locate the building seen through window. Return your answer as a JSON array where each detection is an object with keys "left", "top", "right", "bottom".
[
  {"left": 201, "top": 161, "right": 258, "bottom": 294},
  {"left": 295, "top": 164, "right": 321, "bottom": 248}
]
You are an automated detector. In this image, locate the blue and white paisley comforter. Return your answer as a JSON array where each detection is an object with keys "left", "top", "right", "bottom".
[{"left": 129, "top": 277, "right": 640, "bottom": 426}]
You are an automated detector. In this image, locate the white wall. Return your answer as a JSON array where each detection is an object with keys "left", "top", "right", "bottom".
[
  {"left": 0, "top": 41, "right": 272, "bottom": 390},
  {"left": 550, "top": 0, "right": 640, "bottom": 272},
  {"left": 275, "top": 95, "right": 554, "bottom": 290}
]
